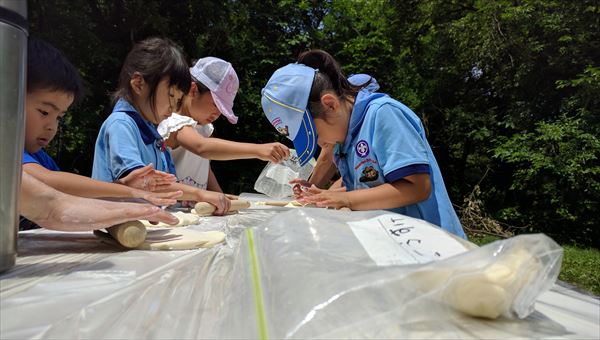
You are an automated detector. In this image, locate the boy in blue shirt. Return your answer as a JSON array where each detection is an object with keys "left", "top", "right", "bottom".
[{"left": 20, "top": 39, "right": 182, "bottom": 229}]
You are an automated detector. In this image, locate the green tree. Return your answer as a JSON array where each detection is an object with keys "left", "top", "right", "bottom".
[{"left": 28, "top": 0, "right": 599, "bottom": 246}]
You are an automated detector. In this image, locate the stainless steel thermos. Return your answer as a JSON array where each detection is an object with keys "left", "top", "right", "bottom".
[{"left": 0, "top": 0, "right": 27, "bottom": 272}]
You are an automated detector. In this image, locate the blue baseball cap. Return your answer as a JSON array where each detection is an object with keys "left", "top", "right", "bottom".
[{"left": 261, "top": 63, "right": 317, "bottom": 166}]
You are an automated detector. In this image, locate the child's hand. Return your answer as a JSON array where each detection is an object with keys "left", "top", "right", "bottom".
[
  {"left": 299, "top": 185, "right": 351, "bottom": 210},
  {"left": 47, "top": 199, "right": 179, "bottom": 231},
  {"left": 135, "top": 189, "right": 183, "bottom": 207},
  {"left": 289, "top": 178, "right": 311, "bottom": 199},
  {"left": 118, "top": 164, "right": 177, "bottom": 192},
  {"left": 201, "top": 191, "right": 231, "bottom": 216},
  {"left": 257, "top": 142, "right": 290, "bottom": 163}
]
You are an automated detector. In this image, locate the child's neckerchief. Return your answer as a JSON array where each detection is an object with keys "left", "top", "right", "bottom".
[{"left": 122, "top": 110, "right": 166, "bottom": 150}]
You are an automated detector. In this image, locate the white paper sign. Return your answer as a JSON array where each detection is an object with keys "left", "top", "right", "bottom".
[{"left": 348, "top": 213, "right": 468, "bottom": 266}]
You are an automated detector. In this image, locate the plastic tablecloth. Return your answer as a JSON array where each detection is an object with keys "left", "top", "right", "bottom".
[{"left": 1, "top": 199, "right": 598, "bottom": 339}]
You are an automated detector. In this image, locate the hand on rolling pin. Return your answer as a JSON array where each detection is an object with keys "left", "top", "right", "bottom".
[
  {"left": 298, "top": 185, "right": 350, "bottom": 210},
  {"left": 117, "top": 164, "right": 177, "bottom": 192},
  {"left": 200, "top": 191, "right": 231, "bottom": 215},
  {"left": 195, "top": 199, "right": 250, "bottom": 216},
  {"left": 225, "top": 193, "right": 239, "bottom": 200},
  {"left": 256, "top": 142, "right": 290, "bottom": 163}
]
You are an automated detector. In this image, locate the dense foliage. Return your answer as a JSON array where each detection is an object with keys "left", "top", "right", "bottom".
[{"left": 29, "top": 0, "right": 599, "bottom": 246}]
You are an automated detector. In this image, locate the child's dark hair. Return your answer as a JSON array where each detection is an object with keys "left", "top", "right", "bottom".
[
  {"left": 192, "top": 77, "right": 210, "bottom": 94},
  {"left": 113, "top": 37, "right": 191, "bottom": 114},
  {"left": 297, "top": 49, "right": 359, "bottom": 117},
  {"left": 27, "top": 38, "right": 85, "bottom": 104}
]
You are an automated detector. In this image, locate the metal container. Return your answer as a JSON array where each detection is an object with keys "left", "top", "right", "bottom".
[{"left": 0, "top": 0, "right": 27, "bottom": 272}]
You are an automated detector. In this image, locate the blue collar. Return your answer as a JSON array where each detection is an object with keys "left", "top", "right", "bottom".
[
  {"left": 114, "top": 98, "right": 163, "bottom": 145},
  {"left": 333, "top": 91, "right": 388, "bottom": 162}
]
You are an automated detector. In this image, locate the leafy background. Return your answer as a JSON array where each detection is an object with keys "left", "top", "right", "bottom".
[{"left": 29, "top": 0, "right": 599, "bottom": 247}]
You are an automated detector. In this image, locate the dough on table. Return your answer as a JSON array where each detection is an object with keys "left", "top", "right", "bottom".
[
  {"left": 141, "top": 211, "right": 200, "bottom": 228},
  {"left": 283, "top": 201, "right": 337, "bottom": 209},
  {"left": 190, "top": 208, "right": 239, "bottom": 216},
  {"left": 137, "top": 228, "right": 226, "bottom": 250},
  {"left": 285, "top": 200, "right": 303, "bottom": 208},
  {"left": 197, "top": 231, "right": 228, "bottom": 247}
]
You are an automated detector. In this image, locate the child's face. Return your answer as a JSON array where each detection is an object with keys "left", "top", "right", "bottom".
[
  {"left": 311, "top": 93, "right": 351, "bottom": 147},
  {"left": 25, "top": 89, "right": 74, "bottom": 153},
  {"left": 136, "top": 76, "right": 184, "bottom": 124},
  {"left": 187, "top": 88, "right": 222, "bottom": 125},
  {"left": 314, "top": 117, "right": 348, "bottom": 147}
]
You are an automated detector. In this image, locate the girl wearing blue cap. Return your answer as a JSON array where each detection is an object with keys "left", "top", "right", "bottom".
[{"left": 261, "top": 50, "right": 465, "bottom": 238}]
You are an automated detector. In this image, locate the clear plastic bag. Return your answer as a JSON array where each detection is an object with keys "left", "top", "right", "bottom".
[
  {"left": 222, "top": 209, "right": 564, "bottom": 338},
  {"left": 253, "top": 150, "right": 315, "bottom": 199}
]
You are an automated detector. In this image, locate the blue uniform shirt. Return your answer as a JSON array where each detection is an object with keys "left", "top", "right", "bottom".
[
  {"left": 334, "top": 90, "right": 466, "bottom": 238},
  {"left": 20, "top": 149, "right": 60, "bottom": 230},
  {"left": 92, "top": 98, "right": 176, "bottom": 181},
  {"left": 22, "top": 149, "right": 60, "bottom": 170}
]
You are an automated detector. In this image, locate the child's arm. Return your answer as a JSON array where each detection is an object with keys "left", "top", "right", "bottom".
[
  {"left": 117, "top": 164, "right": 177, "bottom": 192},
  {"left": 301, "top": 173, "right": 431, "bottom": 210},
  {"left": 308, "top": 143, "right": 338, "bottom": 187},
  {"left": 175, "top": 126, "right": 290, "bottom": 163},
  {"left": 20, "top": 172, "right": 178, "bottom": 231},
  {"left": 206, "top": 167, "right": 223, "bottom": 193},
  {"left": 23, "top": 163, "right": 182, "bottom": 206}
]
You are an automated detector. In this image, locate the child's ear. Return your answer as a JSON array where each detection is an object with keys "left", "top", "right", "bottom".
[
  {"left": 189, "top": 82, "right": 197, "bottom": 97},
  {"left": 130, "top": 72, "right": 145, "bottom": 95},
  {"left": 320, "top": 93, "right": 339, "bottom": 112}
]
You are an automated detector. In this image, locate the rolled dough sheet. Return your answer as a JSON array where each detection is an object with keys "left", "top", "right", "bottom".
[
  {"left": 137, "top": 228, "right": 226, "bottom": 250},
  {"left": 141, "top": 211, "right": 200, "bottom": 228}
]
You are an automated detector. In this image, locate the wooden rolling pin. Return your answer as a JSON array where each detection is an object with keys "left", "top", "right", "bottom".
[
  {"left": 106, "top": 220, "right": 147, "bottom": 248},
  {"left": 194, "top": 199, "right": 251, "bottom": 216}
]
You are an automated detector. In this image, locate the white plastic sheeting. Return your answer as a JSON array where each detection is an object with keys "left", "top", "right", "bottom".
[{"left": 1, "top": 207, "right": 598, "bottom": 339}]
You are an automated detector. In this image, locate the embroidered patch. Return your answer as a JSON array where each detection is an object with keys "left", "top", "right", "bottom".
[
  {"left": 271, "top": 117, "right": 289, "bottom": 136},
  {"left": 276, "top": 125, "right": 289, "bottom": 136},
  {"left": 359, "top": 166, "right": 379, "bottom": 182},
  {"left": 356, "top": 140, "right": 369, "bottom": 158}
]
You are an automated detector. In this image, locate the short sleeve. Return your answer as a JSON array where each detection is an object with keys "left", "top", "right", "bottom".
[
  {"left": 370, "top": 103, "right": 430, "bottom": 181},
  {"left": 157, "top": 113, "right": 197, "bottom": 139},
  {"left": 196, "top": 123, "right": 214, "bottom": 137},
  {"left": 22, "top": 151, "right": 39, "bottom": 165},
  {"left": 23, "top": 150, "right": 60, "bottom": 171},
  {"left": 104, "top": 119, "right": 147, "bottom": 180}
]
